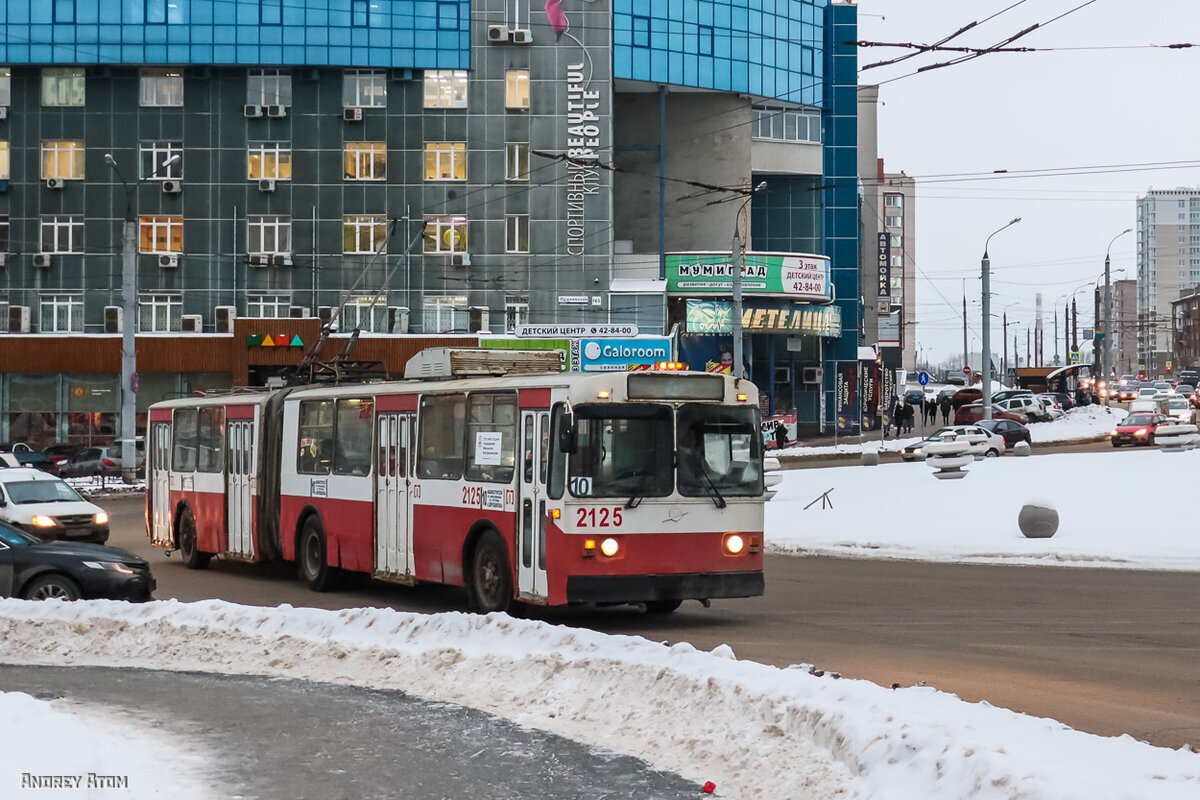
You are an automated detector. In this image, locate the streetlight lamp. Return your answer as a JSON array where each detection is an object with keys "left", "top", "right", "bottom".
[
  {"left": 730, "top": 181, "right": 768, "bottom": 381},
  {"left": 981, "top": 218, "right": 1022, "bottom": 420},
  {"left": 1103, "top": 229, "right": 1132, "bottom": 397},
  {"left": 104, "top": 152, "right": 181, "bottom": 483}
]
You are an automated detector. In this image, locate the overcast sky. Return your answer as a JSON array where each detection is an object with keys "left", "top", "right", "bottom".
[{"left": 855, "top": 0, "right": 1200, "bottom": 366}]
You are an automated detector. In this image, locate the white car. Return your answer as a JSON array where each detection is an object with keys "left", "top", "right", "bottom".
[
  {"left": 1036, "top": 394, "right": 1066, "bottom": 420},
  {"left": 995, "top": 395, "right": 1049, "bottom": 423},
  {"left": 1165, "top": 398, "right": 1194, "bottom": 424},
  {"left": 901, "top": 425, "right": 1006, "bottom": 461},
  {"left": 0, "top": 468, "right": 110, "bottom": 544}
]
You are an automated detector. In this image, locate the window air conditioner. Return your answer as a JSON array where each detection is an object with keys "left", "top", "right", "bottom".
[
  {"left": 244, "top": 104, "right": 263, "bottom": 118},
  {"left": 45, "top": 177, "right": 64, "bottom": 190},
  {"left": 451, "top": 253, "right": 471, "bottom": 267},
  {"left": 487, "top": 25, "right": 510, "bottom": 43},
  {"left": 511, "top": 29, "right": 533, "bottom": 44},
  {"left": 248, "top": 254, "right": 270, "bottom": 267},
  {"left": 266, "top": 104, "right": 287, "bottom": 118},
  {"left": 214, "top": 305, "right": 237, "bottom": 333},
  {"left": 468, "top": 306, "right": 490, "bottom": 333},
  {"left": 32, "top": 253, "right": 52, "bottom": 268},
  {"left": 289, "top": 306, "right": 311, "bottom": 318},
  {"left": 8, "top": 305, "right": 31, "bottom": 333},
  {"left": 343, "top": 107, "right": 364, "bottom": 122},
  {"left": 158, "top": 253, "right": 179, "bottom": 268},
  {"left": 258, "top": 179, "right": 276, "bottom": 192},
  {"left": 181, "top": 314, "right": 203, "bottom": 332},
  {"left": 801, "top": 366, "right": 823, "bottom": 384},
  {"left": 271, "top": 253, "right": 292, "bottom": 267},
  {"left": 162, "top": 179, "right": 182, "bottom": 194},
  {"left": 104, "top": 306, "right": 123, "bottom": 333}
]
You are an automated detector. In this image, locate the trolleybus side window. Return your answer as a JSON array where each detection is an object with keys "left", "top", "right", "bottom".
[
  {"left": 676, "top": 404, "right": 763, "bottom": 498},
  {"left": 297, "top": 399, "right": 334, "bottom": 475},
  {"left": 547, "top": 404, "right": 567, "bottom": 500},
  {"left": 333, "top": 398, "right": 373, "bottom": 476},
  {"left": 196, "top": 406, "right": 225, "bottom": 473},
  {"left": 417, "top": 394, "right": 466, "bottom": 480},
  {"left": 172, "top": 408, "right": 198, "bottom": 472},
  {"left": 465, "top": 392, "right": 516, "bottom": 483},
  {"left": 568, "top": 404, "right": 673, "bottom": 498}
]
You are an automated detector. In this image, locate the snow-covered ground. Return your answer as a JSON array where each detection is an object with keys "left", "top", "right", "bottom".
[
  {"left": 3, "top": 598, "right": 1200, "bottom": 800},
  {"left": 776, "top": 404, "right": 1126, "bottom": 456}
]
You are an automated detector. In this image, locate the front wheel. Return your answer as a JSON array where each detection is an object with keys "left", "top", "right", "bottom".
[
  {"left": 299, "top": 517, "right": 338, "bottom": 592},
  {"left": 985, "top": 448, "right": 1000, "bottom": 458},
  {"left": 24, "top": 573, "right": 82, "bottom": 601},
  {"left": 471, "top": 531, "right": 512, "bottom": 614},
  {"left": 177, "top": 508, "right": 211, "bottom": 570}
]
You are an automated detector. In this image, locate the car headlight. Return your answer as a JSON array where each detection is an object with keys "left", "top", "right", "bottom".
[
  {"left": 30, "top": 515, "right": 57, "bottom": 528},
  {"left": 1134, "top": 428, "right": 1148, "bottom": 436},
  {"left": 82, "top": 561, "right": 135, "bottom": 574},
  {"left": 94, "top": 511, "right": 109, "bottom": 525}
]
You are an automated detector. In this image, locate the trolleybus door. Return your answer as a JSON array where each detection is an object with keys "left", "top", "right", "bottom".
[
  {"left": 374, "top": 412, "right": 413, "bottom": 579},
  {"left": 150, "top": 421, "right": 173, "bottom": 547},
  {"left": 517, "top": 410, "right": 550, "bottom": 599},
  {"left": 226, "top": 420, "right": 255, "bottom": 558}
]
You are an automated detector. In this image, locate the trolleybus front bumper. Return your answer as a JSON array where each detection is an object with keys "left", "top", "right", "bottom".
[{"left": 566, "top": 571, "right": 764, "bottom": 604}]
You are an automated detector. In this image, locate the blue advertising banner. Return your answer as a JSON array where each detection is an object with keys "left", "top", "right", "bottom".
[
  {"left": 579, "top": 337, "right": 671, "bottom": 372},
  {"left": 836, "top": 361, "right": 859, "bottom": 434}
]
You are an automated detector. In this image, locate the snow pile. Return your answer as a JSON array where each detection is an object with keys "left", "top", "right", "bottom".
[
  {"left": 0, "top": 690, "right": 212, "bottom": 799},
  {"left": 768, "top": 447, "right": 1200, "bottom": 568},
  {"left": 1029, "top": 404, "right": 1127, "bottom": 443},
  {"left": 3, "top": 599, "right": 1200, "bottom": 799}
]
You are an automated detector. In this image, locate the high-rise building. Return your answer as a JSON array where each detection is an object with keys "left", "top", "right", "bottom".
[
  {"left": 1112, "top": 278, "right": 1137, "bottom": 377},
  {"left": 0, "top": 0, "right": 859, "bottom": 446},
  {"left": 1136, "top": 188, "right": 1200, "bottom": 376}
]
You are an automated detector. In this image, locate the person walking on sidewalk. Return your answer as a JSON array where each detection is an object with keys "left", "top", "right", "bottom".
[{"left": 939, "top": 394, "right": 952, "bottom": 425}]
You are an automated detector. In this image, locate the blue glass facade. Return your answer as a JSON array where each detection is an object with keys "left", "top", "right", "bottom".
[
  {"left": 0, "top": 0, "right": 470, "bottom": 68},
  {"left": 612, "top": 0, "right": 824, "bottom": 106}
]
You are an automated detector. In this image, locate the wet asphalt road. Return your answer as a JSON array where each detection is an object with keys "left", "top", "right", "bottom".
[{"left": 0, "top": 665, "right": 700, "bottom": 800}]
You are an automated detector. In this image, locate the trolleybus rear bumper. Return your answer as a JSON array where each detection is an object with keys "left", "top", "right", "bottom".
[{"left": 566, "top": 571, "right": 764, "bottom": 604}]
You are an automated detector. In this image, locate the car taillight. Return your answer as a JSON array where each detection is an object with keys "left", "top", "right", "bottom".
[{"left": 102, "top": 458, "right": 116, "bottom": 466}]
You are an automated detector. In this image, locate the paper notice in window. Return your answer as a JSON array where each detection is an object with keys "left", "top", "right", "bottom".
[{"left": 474, "top": 431, "right": 503, "bottom": 465}]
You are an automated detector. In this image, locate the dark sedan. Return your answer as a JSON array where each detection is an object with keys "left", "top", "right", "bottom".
[
  {"left": 975, "top": 418, "right": 1032, "bottom": 448},
  {"left": 2, "top": 450, "right": 58, "bottom": 475},
  {"left": 0, "top": 522, "right": 155, "bottom": 601}
]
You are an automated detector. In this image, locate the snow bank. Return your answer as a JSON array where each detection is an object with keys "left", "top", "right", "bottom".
[
  {"left": 3, "top": 599, "right": 1200, "bottom": 800},
  {"left": 0, "top": 690, "right": 212, "bottom": 799}
]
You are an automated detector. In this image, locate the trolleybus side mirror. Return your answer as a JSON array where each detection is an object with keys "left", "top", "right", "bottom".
[{"left": 558, "top": 413, "right": 576, "bottom": 453}]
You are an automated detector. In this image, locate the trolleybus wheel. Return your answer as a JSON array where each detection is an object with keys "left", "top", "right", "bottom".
[
  {"left": 644, "top": 599, "right": 682, "bottom": 614},
  {"left": 299, "top": 517, "right": 338, "bottom": 592},
  {"left": 471, "top": 531, "right": 512, "bottom": 614},
  {"left": 177, "top": 508, "right": 211, "bottom": 570}
]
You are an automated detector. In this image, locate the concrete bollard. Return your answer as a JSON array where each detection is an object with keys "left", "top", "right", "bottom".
[
  {"left": 1012, "top": 441, "right": 1032, "bottom": 457},
  {"left": 1019, "top": 502, "right": 1059, "bottom": 538},
  {"left": 861, "top": 451, "right": 879, "bottom": 466},
  {"left": 1154, "top": 423, "right": 1199, "bottom": 452},
  {"left": 924, "top": 436, "right": 972, "bottom": 480}
]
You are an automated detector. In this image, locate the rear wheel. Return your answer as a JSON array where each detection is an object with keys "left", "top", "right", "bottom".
[
  {"left": 299, "top": 517, "right": 338, "bottom": 592},
  {"left": 177, "top": 508, "right": 211, "bottom": 570},
  {"left": 23, "top": 573, "right": 81, "bottom": 601},
  {"left": 985, "top": 448, "right": 1000, "bottom": 458},
  {"left": 471, "top": 531, "right": 512, "bottom": 614}
]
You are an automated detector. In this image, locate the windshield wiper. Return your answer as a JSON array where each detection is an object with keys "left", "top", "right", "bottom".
[
  {"left": 625, "top": 495, "right": 643, "bottom": 509},
  {"left": 695, "top": 462, "right": 726, "bottom": 509}
]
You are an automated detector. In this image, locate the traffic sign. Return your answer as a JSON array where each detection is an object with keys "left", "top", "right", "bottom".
[
  {"left": 1069, "top": 351, "right": 1081, "bottom": 364},
  {"left": 918, "top": 371, "right": 930, "bottom": 386},
  {"left": 962, "top": 366, "right": 971, "bottom": 375}
]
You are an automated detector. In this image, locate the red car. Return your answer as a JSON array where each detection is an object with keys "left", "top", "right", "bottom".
[
  {"left": 1110, "top": 412, "right": 1171, "bottom": 447},
  {"left": 953, "top": 403, "right": 1026, "bottom": 425}
]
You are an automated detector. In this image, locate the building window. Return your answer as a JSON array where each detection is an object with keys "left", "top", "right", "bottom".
[
  {"left": 423, "top": 296, "right": 466, "bottom": 333},
  {"left": 504, "top": 297, "right": 529, "bottom": 333},
  {"left": 424, "top": 142, "right": 466, "bottom": 181},
  {"left": 139, "top": 141, "right": 183, "bottom": 180},
  {"left": 260, "top": 0, "right": 282, "bottom": 24},
  {"left": 55, "top": 0, "right": 77, "bottom": 23},
  {"left": 424, "top": 70, "right": 468, "bottom": 108},
  {"left": 40, "top": 216, "right": 85, "bottom": 254},
  {"left": 890, "top": 233, "right": 902, "bottom": 248},
  {"left": 0, "top": 142, "right": 8, "bottom": 180},
  {"left": 885, "top": 194, "right": 903, "bottom": 207},
  {"left": 351, "top": 0, "right": 370, "bottom": 26},
  {"left": 343, "top": 70, "right": 386, "bottom": 108},
  {"left": 0, "top": 68, "right": 10, "bottom": 106},
  {"left": 505, "top": 215, "right": 529, "bottom": 253},
  {"left": 246, "top": 293, "right": 291, "bottom": 318},
  {"left": 885, "top": 215, "right": 902, "bottom": 229},
  {"left": 139, "top": 69, "right": 183, "bottom": 107},
  {"left": 247, "top": 69, "right": 292, "bottom": 107},
  {"left": 890, "top": 254, "right": 903, "bottom": 267},
  {"left": 751, "top": 106, "right": 821, "bottom": 144},
  {"left": 42, "top": 141, "right": 85, "bottom": 180},
  {"left": 343, "top": 215, "right": 389, "bottom": 254},
  {"left": 42, "top": 68, "right": 85, "bottom": 107},
  {"left": 248, "top": 216, "right": 291, "bottom": 255},
  {"left": 344, "top": 142, "right": 387, "bottom": 180},
  {"left": 247, "top": 142, "right": 292, "bottom": 180},
  {"left": 139, "top": 216, "right": 184, "bottom": 253},
  {"left": 423, "top": 215, "right": 467, "bottom": 254},
  {"left": 40, "top": 295, "right": 84, "bottom": 333},
  {"left": 506, "top": 143, "right": 529, "bottom": 181},
  {"left": 506, "top": 70, "right": 530, "bottom": 110},
  {"left": 341, "top": 296, "right": 391, "bottom": 332},
  {"left": 0, "top": 216, "right": 8, "bottom": 252},
  {"left": 138, "top": 294, "right": 182, "bottom": 332}
]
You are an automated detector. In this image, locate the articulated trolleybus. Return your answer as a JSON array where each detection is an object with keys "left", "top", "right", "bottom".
[{"left": 146, "top": 349, "right": 768, "bottom": 613}]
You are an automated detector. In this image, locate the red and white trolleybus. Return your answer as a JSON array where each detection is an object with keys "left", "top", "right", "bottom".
[{"left": 146, "top": 349, "right": 768, "bottom": 612}]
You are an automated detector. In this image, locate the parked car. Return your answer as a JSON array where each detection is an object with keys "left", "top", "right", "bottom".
[
  {"left": 953, "top": 403, "right": 1026, "bottom": 425},
  {"left": 901, "top": 425, "right": 1005, "bottom": 461},
  {"left": 1041, "top": 391, "right": 1075, "bottom": 411},
  {"left": 0, "top": 468, "right": 111, "bottom": 543},
  {"left": 903, "top": 389, "right": 926, "bottom": 406},
  {"left": 994, "top": 395, "right": 1050, "bottom": 423},
  {"left": 1036, "top": 394, "right": 1066, "bottom": 420},
  {"left": 975, "top": 418, "right": 1032, "bottom": 448},
  {"left": 0, "top": 521, "right": 154, "bottom": 601},
  {"left": 950, "top": 388, "right": 983, "bottom": 408},
  {"left": 1, "top": 449, "right": 58, "bottom": 475},
  {"left": 991, "top": 389, "right": 1033, "bottom": 404},
  {"left": 58, "top": 444, "right": 145, "bottom": 478},
  {"left": 1110, "top": 412, "right": 1171, "bottom": 447},
  {"left": 42, "top": 444, "right": 82, "bottom": 466},
  {"left": 1165, "top": 398, "right": 1194, "bottom": 424}
]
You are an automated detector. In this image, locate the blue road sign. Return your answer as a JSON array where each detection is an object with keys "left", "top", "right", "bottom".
[{"left": 918, "top": 371, "right": 930, "bottom": 386}]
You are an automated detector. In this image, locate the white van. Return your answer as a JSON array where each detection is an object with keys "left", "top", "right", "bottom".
[{"left": 1128, "top": 398, "right": 1169, "bottom": 416}]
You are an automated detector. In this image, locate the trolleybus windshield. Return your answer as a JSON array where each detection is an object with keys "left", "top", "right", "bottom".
[
  {"left": 676, "top": 404, "right": 763, "bottom": 500},
  {"left": 566, "top": 404, "right": 673, "bottom": 499}
]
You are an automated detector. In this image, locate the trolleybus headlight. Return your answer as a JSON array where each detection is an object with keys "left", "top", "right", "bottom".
[
  {"left": 599, "top": 537, "right": 620, "bottom": 557},
  {"left": 723, "top": 534, "right": 745, "bottom": 555}
]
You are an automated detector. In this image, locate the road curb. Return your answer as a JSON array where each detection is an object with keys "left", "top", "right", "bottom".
[{"left": 775, "top": 434, "right": 1112, "bottom": 466}]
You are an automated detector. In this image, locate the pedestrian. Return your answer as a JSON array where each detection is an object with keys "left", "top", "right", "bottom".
[
  {"left": 891, "top": 397, "right": 903, "bottom": 438},
  {"left": 882, "top": 395, "right": 896, "bottom": 437},
  {"left": 902, "top": 400, "right": 915, "bottom": 433},
  {"left": 925, "top": 396, "right": 937, "bottom": 425},
  {"left": 939, "top": 394, "right": 952, "bottom": 425},
  {"left": 773, "top": 420, "right": 789, "bottom": 450}
]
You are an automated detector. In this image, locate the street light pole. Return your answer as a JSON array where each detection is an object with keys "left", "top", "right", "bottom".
[
  {"left": 105, "top": 152, "right": 181, "bottom": 483},
  {"left": 1104, "top": 228, "right": 1132, "bottom": 401},
  {"left": 981, "top": 218, "right": 1021, "bottom": 420},
  {"left": 730, "top": 181, "right": 767, "bottom": 381}
]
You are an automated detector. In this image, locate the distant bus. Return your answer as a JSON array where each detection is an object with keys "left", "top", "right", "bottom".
[{"left": 146, "top": 350, "right": 769, "bottom": 613}]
